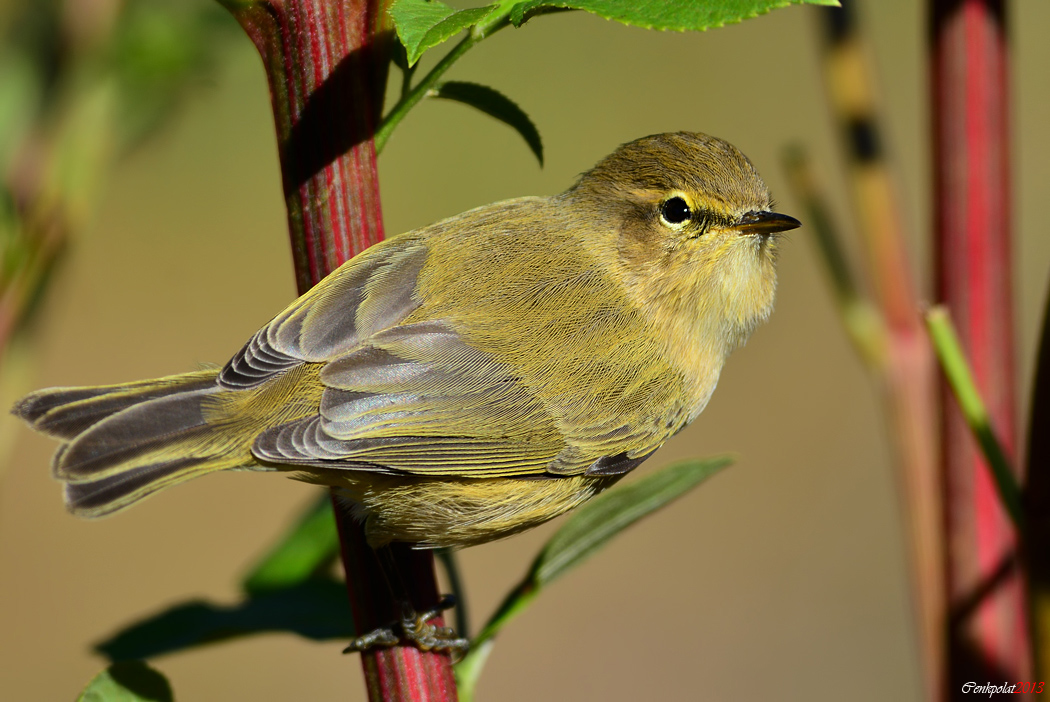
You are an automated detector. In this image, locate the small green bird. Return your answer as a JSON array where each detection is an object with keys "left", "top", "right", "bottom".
[{"left": 15, "top": 132, "right": 798, "bottom": 553}]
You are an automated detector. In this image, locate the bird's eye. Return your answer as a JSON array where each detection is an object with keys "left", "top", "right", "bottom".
[{"left": 660, "top": 197, "right": 692, "bottom": 226}]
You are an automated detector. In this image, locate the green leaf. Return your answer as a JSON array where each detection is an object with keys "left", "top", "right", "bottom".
[
  {"left": 532, "top": 455, "right": 733, "bottom": 585},
  {"left": 390, "top": 0, "right": 835, "bottom": 68},
  {"left": 390, "top": 0, "right": 498, "bottom": 66},
  {"left": 457, "top": 456, "right": 733, "bottom": 697},
  {"left": 78, "top": 662, "right": 173, "bottom": 702},
  {"left": 380, "top": 0, "right": 834, "bottom": 154},
  {"left": 508, "top": 0, "right": 839, "bottom": 30},
  {"left": 95, "top": 580, "right": 353, "bottom": 661},
  {"left": 242, "top": 493, "right": 340, "bottom": 595},
  {"left": 430, "top": 81, "right": 543, "bottom": 165}
]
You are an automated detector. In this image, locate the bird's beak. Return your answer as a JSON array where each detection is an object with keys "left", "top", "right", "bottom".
[{"left": 736, "top": 211, "right": 801, "bottom": 236}]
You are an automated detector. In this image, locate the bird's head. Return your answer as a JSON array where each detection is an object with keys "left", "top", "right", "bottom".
[{"left": 568, "top": 132, "right": 800, "bottom": 352}]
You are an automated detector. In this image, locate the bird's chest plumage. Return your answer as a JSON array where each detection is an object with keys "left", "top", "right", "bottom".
[{"left": 334, "top": 472, "right": 623, "bottom": 548}]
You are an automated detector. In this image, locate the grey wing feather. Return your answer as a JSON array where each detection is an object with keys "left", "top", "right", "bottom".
[
  {"left": 251, "top": 321, "right": 569, "bottom": 477},
  {"left": 219, "top": 237, "right": 427, "bottom": 389},
  {"left": 220, "top": 234, "right": 655, "bottom": 480}
]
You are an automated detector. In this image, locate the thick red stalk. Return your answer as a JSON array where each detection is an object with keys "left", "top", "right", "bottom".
[
  {"left": 232, "top": 0, "right": 387, "bottom": 293},
  {"left": 929, "top": 0, "right": 1028, "bottom": 687},
  {"left": 224, "top": 1, "right": 457, "bottom": 698}
]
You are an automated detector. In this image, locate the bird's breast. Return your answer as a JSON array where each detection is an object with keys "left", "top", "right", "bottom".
[{"left": 332, "top": 472, "right": 622, "bottom": 548}]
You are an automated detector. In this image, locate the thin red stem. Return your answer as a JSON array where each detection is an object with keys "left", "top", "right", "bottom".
[{"left": 816, "top": 7, "right": 943, "bottom": 698}]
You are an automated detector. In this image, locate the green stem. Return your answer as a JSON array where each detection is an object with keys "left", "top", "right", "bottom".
[
  {"left": 375, "top": 10, "right": 513, "bottom": 154},
  {"left": 436, "top": 548, "right": 470, "bottom": 639},
  {"left": 925, "top": 306, "right": 1024, "bottom": 530},
  {"left": 782, "top": 145, "right": 887, "bottom": 369},
  {"left": 399, "top": 63, "right": 416, "bottom": 100},
  {"left": 455, "top": 578, "right": 537, "bottom": 701},
  {"left": 453, "top": 638, "right": 493, "bottom": 702},
  {"left": 375, "top": 33, "right": 474, "bottom": 154}
]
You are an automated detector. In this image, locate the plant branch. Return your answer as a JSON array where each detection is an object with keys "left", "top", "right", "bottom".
[
  {"left": 782, "top": 146, "right": 886, "bottom": 368},
  {"left": 436, "top": 549, "right": 470, "bottom": 640},
  {"left": 375, "top": 8, "right": 515, "bottom": 153},
  {"left": 1025, "top": 289, "right": 1050, "bottom": 678}
]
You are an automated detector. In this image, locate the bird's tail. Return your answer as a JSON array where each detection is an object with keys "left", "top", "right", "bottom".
[{"left": 13, "top": 369, "right": 254, "bottom": 517}]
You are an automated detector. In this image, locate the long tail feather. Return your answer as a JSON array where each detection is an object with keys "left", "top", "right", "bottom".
[
  {"left": 13, "top": 369, "right": 253, "bottom": 517},
  {"left": 13, "top": 370, "right": 219, "bottom": 440},
  {"left": 63, "top": 456, "right": 223, "bottom": 517},
  {"left": 55, "top": 386, "right": 221, "bottom": 482}
]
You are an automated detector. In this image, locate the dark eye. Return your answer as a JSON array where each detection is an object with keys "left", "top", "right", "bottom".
[{"left": 660, "top": 197, "right": 692, "bottom": 225}]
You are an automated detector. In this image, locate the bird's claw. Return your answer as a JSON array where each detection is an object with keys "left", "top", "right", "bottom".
[
  {"left": 343, "top": 595, "right": 469, "bottom": 657},
  {"left": 343, "top": 626, "right": 400, "bottom": 652}
]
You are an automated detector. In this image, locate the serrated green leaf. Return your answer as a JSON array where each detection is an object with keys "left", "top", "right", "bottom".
[
  {"left": 390, "top": 0, "right": 498, "bottom": 66},
  {"left": 531, "top": 455, "right": 733, "bottom": 585},
  {"left": 95, "top": 579, "right": 353, "bottom": 661},
  {"left": 390, "top": 0, "right": 458, "bottom": 48},
  {"left": 242, "top": 493, "right": 339, "bottom": 595},
  {"left": 78, "top": 662, "right": 172, "bottom": 702},
  {"left": 430, "top": 81, "right": 543, "bottom": 165},
  {"left": 508, "top": 0, "right": 838, "bottom": 30}
]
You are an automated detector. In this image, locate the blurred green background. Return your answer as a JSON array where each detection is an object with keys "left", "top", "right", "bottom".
[{"left": 2, "top": 1, "right": 1049, "bottom": 699}]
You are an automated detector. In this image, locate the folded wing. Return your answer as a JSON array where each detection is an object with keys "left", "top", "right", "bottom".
[
  {"left": 252, "top": 320, "right": 568, "bottom": 477},
  {"left": 220, "top": 231, "right": 661, "bottom": 480},
  {"left": 219, "top": 236, "right": 428, "bottom": 389}
]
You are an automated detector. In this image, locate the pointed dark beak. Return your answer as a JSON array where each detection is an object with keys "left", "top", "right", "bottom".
[{"left": 736, "top": 210, "right": 801, "bottom": 235}]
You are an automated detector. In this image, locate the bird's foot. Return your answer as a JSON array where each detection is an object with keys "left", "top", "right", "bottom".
[{"left": 343, "top": 595, "right": 469, "bottom": 657}]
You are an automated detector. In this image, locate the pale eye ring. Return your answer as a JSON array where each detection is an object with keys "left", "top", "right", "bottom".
[{"left": 660, "top": 196, "right": 692, "bottom": 227}]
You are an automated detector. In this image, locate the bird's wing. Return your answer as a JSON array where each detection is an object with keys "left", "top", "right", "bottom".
[
  {"left": 218, "top": 235, "right": 428, "bottom": 389},
  {"left": 220, "top": 231, "right": 662, "bottom": 478},
  {"left": 251, "top": 312, "right": 670, "bottom": 478},
  {"left": 251, "top": 318, "right": 583, "bottom": 477}
]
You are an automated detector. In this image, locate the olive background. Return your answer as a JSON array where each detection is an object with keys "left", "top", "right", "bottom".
[{"left": 2, "top": 1, "right": 1049, "bottom": 700}]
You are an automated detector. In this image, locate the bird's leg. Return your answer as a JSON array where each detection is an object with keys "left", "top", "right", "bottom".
[{"left": 343, "top": 545, "right": 470, "bottom": 657}]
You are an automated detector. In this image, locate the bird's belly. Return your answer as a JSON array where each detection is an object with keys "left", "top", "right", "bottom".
[{"left": 323, "top": 473, "right": 622, "bottom": 549}]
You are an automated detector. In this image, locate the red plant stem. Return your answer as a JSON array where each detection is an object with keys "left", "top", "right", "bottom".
[
  {"left": 817, "top": 7, "right": 943, "bottom": 699},
  {"left": 929, "top": 0, "right": 1028, "bottom": 687},
  {"left": 232, "top": 0, "right": 387, "bottom": 293},
  {"left": 224, "top": 1, "right": 457, "bottom": 698},
  {"left": 336, "top": 509, "right": 458, "bottom": 700}
]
